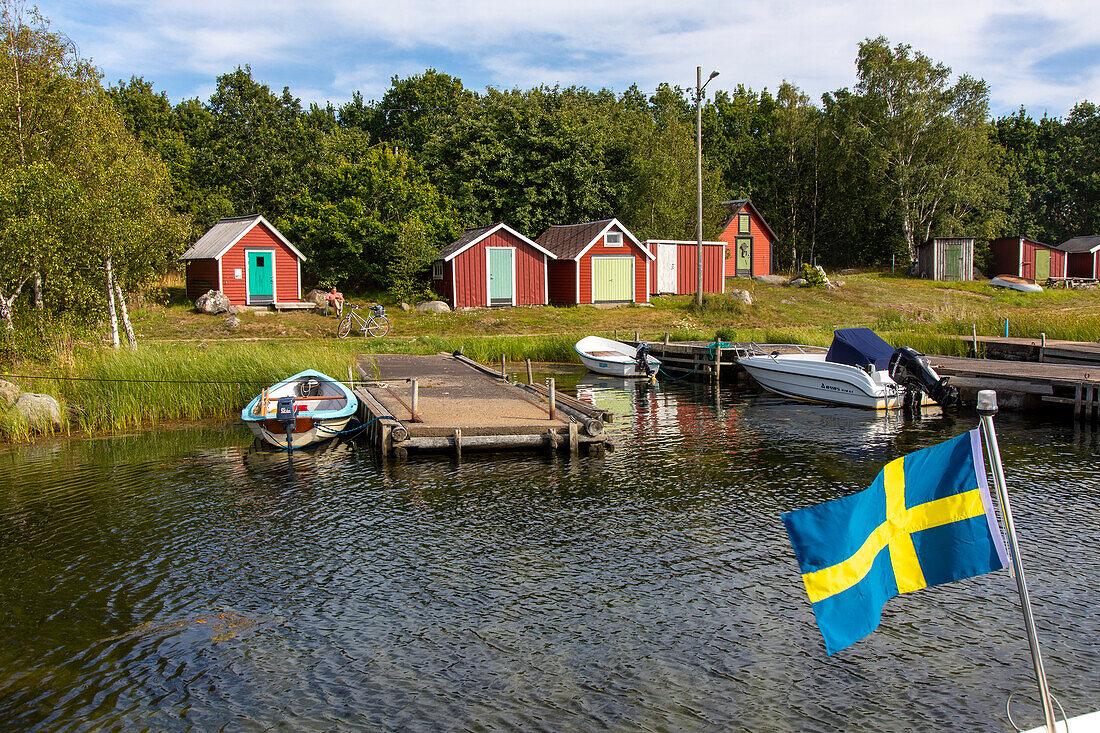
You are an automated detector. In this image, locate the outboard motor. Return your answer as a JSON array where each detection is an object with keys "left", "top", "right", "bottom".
[
  {"left": 888, "top": 347, "right": 958, "bottom": 409},
  {"left": 635, "top": 342, "right": 657, "bottom": 383},
  {"left": 276, "top": 396, "right": 297, "bottom": 451}
]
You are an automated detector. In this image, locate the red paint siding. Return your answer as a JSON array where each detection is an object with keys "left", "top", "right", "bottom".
[
  {"left": 217, "top": 223, "right": 301, "bottom": 305},
  {"left": 578, "top": 227, "right": 649, "bottom": 303},
  {"left": 186, "top": 259, "right": 219, "bottom": 299},
  {"left": 675, "top": 244, "right": 724, "bottom": 294},
  {"left": 448, "top": 229, "right": 547, "bottom": 308},
  {"left": 547, "top": 260, "right": 576, "bottom": 304},
  {"left": 1067, "top": 251, "right": 1099, "bottom": 278},
  {"left": 720, "top": 208, "right": 772, "bottom": 277},
  {"left": 989, "top": 237, "right": 1067, "bottom": 279}
]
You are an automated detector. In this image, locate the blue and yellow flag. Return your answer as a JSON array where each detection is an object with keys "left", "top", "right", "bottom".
[{"left": 783, "top": 430, "right": 1009, "bottom": 655}]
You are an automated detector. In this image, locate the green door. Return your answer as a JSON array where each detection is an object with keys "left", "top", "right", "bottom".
[
  {"left": 592, "top": 257, "right": 633, "bottom": 302},
  {"left": 248, "top": 251, "right": 274, "bottom": 303},
  {"left": 943, "top": 243, "right": 962, "bottom": 280},
  {"left": 735, "top": 237, "right": 752, "bottom": 276},
  {"left": 488, "top": 248, "right": 513, "bottom": 306},
  {"left": 1035, "top": 249, "right": 1051, "bottom": 280}
]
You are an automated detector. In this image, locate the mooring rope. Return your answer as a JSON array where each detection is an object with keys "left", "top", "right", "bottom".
[
  {"left": 1, "top": 374, "right": 356, "bottom": 387},
  {"left": 657, "top": 341, "right": 734, "bottom": 382}
]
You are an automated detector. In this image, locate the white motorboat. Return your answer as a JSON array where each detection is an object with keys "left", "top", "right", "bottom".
[
  {"left": 242, "top": 369, "right": 358, "bottom": 449},
  {"left": 575, "top": 336, "right": 661, "bottom": 379},
  {"left": 990, "top": 275, "right": 1043, "bottom": 293},
  {"left": 738, "top": 328, "right": 957, "bottom": 410}
]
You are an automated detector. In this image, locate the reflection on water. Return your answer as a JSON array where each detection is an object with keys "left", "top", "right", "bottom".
[{"left": 1, "top": 381, "right": 1099, "bottom": 731}]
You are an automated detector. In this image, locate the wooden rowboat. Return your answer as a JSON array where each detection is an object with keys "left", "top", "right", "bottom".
[{"left": 241, "top": 369, "right": 358, "bottom": 449}]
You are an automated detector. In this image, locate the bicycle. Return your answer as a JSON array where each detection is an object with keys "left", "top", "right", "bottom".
[{"left": 337, "top": 303, "right": 390, "bottom": 338}]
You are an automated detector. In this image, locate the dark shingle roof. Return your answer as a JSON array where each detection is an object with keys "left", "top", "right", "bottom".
[
  {"left": 721, "top": 199, "right": 778, "bottom": 241},
  {"left": 439, "top": 224, "right": 498, "bottom": 260},
  {"left": 536, "top": 219, "right": 613, "bottom": 260},
  {"left": 1059, "top": 235, "right": 1100, "bottom": 253}
]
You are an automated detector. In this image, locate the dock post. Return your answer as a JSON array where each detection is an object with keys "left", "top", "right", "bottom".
[
  {"left": 454, "top": 428, "right": 462, "bottom": 461},
  {"left": 1075, "top": 384, "right": 1083, "bottom": 420},
  {"left": 971, "top": 323, "right": 978, "bottom": 356},
  {"left": 547, "top": 378, "right": 557, "bottom": 421},
  {"left": 634, "top": 330, "right": 639, "bottom": 342},
  {"left": 713, "top": 334, "right": 722, "bottom": 383},
  {"left": 1004, "top": 317, "right": 1010, "bottom": 337},
  {"left": 500, "top": 354, "right": 506, "bottom": 378},
  {"left": 664, "top": 332, "right": 670, "bottom": 346},
  {"left": 411, "top": 379, "right": 419, "bottom": 422},
  {"left": 568, "top": 421, "right": 578, "bottom": 454},
  {"left": 1040, "top": 332, "right": 1046, "bottom": 363},
  {"left": 526, "top": 358, "right": 533, "bottom": 385}
]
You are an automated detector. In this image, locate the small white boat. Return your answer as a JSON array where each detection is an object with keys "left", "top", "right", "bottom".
[
  {"left": 738, "top": 328, "right": 957, "bottom": 410},
  {"left": 241, "top": 369, "right": 358, "bottom": 449},
  {"left": 575, "top": 336, "right": 661, "bottom": 378},
  {"left": 991, "top": 275, "right": 1043, "bottom": 292}
]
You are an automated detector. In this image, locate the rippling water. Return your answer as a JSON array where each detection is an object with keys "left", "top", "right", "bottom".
[{"left": 1, "top": 375, "right": 1098, "bottom": 731}]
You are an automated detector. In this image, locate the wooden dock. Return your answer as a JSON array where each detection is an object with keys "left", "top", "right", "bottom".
[
  {"left": 954, "top": 334, "right": 1100, "bottom": 367},
  {"left": 352, "top": 353, "right": 611, "bottom": 458}
]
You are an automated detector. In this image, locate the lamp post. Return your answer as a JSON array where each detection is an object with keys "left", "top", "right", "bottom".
[{"left": 696, "top": 66, "right": 719, "bottom": 307}]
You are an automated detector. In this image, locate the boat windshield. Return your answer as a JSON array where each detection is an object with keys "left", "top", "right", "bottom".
[{"left": 825, "top": 328, "right": 896, "bottom": 370}]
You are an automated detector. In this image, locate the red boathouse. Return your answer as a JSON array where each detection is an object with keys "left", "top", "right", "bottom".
[
  {"left": 719, "top": 199, "right": 774, "bottom": 278},
  {"left": 989, "top": 236, "right": 1066, "bottom": 281},
  {"left": 538, "top": 219, "right": 653, "bottom": 305},
  {"left": 432, "top": 223, "right": 556, "bottom": 308}
]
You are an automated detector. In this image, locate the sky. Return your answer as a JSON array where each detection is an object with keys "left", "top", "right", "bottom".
[{"left": 35, "top": 0, "right": 1100, "bottom": 118}]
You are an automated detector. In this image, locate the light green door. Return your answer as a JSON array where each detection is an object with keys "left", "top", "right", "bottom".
[
  {"left": 488, "top": 248, "right": 513, "bottom": 306},
  {"left": 943, "top": 243, "right": 962, "bottom": 280},
  {"left": 735, "top": 237, "right": 752, "bottom": 276},
  {"left": 1035, "top": 249, "right": 1051, "bottom": 280},
  {"left": 593, "top": 257, "right": 633, "bottom": 302},
  {"left": 248, "top": 251, "right": 274, "bottom": 303}
]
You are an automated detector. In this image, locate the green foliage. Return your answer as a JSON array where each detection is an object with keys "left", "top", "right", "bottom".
[
  {"left": 801, "top": 263, "right": 827, "bottom": 286},
  {"left": 386, "top": 216, "right": 438, "bottom": 303}
]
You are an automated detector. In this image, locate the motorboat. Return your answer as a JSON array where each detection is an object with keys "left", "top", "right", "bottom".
[
  {"left": 241, "top": 369, "right": 358, "bottom": 449},
  {"left": 575, "top": 336, "right": 661, "bottom": 379},
  {"left": 990, "top": 275, "right": 1043, "bottom": 293},
  {"left": 737, "top": 328, "right": 957, "bottom": 410}
]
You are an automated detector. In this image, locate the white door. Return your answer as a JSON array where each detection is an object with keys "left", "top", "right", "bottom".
[{"left": 658, "top": 243, "right": 677, "bottom": 293}]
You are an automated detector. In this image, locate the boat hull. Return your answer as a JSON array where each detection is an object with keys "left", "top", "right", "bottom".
[
  {"left": 739, "top": 354, "right": 934, "bottom": 410},
  {"left": 990, "top": 275, "right": 1043, "bottom": 292},
  {"left": 241, "top": 369, "right": 358, "bottom": 450},
  {"left": 246, "top": 415, "right": 354, "bottom": 449},
  {"left": 575, "top": 336, "right": 661, "bottom": 378}
]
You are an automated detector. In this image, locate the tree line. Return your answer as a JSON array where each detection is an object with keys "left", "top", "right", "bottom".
[{"left": 3, "top": 3, "right": 1100, "bottom": 340}]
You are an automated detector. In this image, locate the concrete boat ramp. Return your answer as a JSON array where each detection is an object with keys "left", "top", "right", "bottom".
[{"left": 352, "top": 353, "right": 610, "bottom": 458}]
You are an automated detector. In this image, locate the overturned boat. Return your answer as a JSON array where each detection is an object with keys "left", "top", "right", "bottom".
[
  {"left": 242, "top": 369, "right": 358, "bottom": 449},
  {"left": 738, "top": 328, "right": 957, "bottom": 410}
]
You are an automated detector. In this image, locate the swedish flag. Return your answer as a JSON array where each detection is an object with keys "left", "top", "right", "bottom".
[{"left": 783, "top": 430, "right": 1009, "bottom": 655}]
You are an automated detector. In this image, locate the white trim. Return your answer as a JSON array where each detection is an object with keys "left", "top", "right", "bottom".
[
  {"left": 644, "top": 239, "right": 724, "bottom": 246},
  {"left": 1018, "top": 237, "right": 1024, "bottom": 277},
  {"left": 296, "top": 257, "right": 301, "bottom": 300},
  {"left": 451, "top": 259, "right": 457, "bottom": 307},
  {"left": 485, "top": 246, "right": 517, "bottom": 306},
  {"left": 210, "top": 215, "right": 307, "bottom": 262},
  {"left": 443, "top": 222, "right": 556, "bottom": 262},
  {"left": 543, "top": 256, "right": 549, "bottom": 305},
  {"left": 244, "top": 248, "right": 277, "bottom": 305},
  {"left": 217, "top": 258, "right": 224, "bottom": 293},
  {"left": 590, "top": 254, "right": 635, "bottom": 303},
  {"left": 574, "top": 219, "right": 655, "bottom": 261},
  {"left": 575, "top": 260, "right": 580, "bottom": 303},
  {"left": 644, "top": 258, "right": 650, "bottom": 302}
]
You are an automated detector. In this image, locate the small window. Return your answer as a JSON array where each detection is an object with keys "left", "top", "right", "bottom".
[
  {"left": 432, "top": 261, "right": 444, "bottom": 279},
  {"left": 256, "top": 256, "right": 265, "bottom": 267},
  {"left": 605, "top": 232, "right": 623, "bottom": 247},
  {"left": 738, "top": 214, "right": 750, "bottom": 234}
]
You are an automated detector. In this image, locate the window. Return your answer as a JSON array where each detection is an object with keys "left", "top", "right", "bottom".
[
  {"left": 432, "top": 261, "right": 444, "bottom": 279},
  {"left": 605, "top": 232, "right": 623, "bottom": 247},
  {"left": 256, "top": 256, "right": 265, "bottom": 267},
  {"left": 738, "top": 214, "right": 750, "bottom": 234}
]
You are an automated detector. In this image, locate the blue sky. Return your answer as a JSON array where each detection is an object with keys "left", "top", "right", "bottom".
[{"left": 36, "top": 0, "right": 1100, "bottom": 118}]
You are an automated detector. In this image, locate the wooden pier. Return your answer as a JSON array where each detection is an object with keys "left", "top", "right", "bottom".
[
  {"left": 954, "top": 334, "right": 1100, "bottom": 367},
  {"left": 352, "top": 353, "right": 611, "bottom": 458}
]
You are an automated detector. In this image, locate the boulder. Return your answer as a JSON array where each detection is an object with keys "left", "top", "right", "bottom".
[
  {"left": 194, "top": 289, "right": 232, "bottom": 315},
  {"left": 840, "top": 268, "right": 860, "bottom": 275},
  {"left": 12, "top": 393, "right": 63, "bottom": 433},
  {"left": 224, "top": 316, "right": 241, "bottom": 328},
  {"left": 415, "top": 300, "right": 452, "bottom": 314},
  {"left": 753, "top": 274, "right": 788, "bottom": 286},
  {"left": 729, "top": 289, "right": 753, "bottom": 306},
  {"left": 0, "top": 379, "right": 20, "bottom": 409},
  {"left": 304, "top": 289, "right": 329, "bottom": 309},
  {"left": 790, "top": 277, "right": 808, "bottom": 288},
  {"left": 399, "top": 302, "right": 411, "bottom": 312}
]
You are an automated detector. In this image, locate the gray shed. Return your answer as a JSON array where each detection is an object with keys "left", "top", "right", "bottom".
[{"left": 916, "top": 237, "right": 974, "bottom": 281}]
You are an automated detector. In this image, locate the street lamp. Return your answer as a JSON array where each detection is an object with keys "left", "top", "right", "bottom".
[{"left": 696, "top": 67, "right": 719, "bottom": 307}]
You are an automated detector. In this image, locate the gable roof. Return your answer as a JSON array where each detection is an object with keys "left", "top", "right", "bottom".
[
  {"left": 535, "top": 218, "right": 653, "bottom": 261},
  {"left": 438, "top": 222, "right": 555, "bottom": 262},
  {"left": 721, "top": 199, "right": 778, "bottom": 241},
  {"left": 991, "top": 235, "right": 1059, "bottom": 250},
  {"left": 181, "top": 215, "right": 306, "bottom": 262},
  {"left": 1059, "top": 235, "right": 1100, "bottom": 254}
]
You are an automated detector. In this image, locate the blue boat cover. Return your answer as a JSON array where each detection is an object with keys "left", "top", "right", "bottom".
[{"left": 825, "top": 328, "right": 896, "bottom": 370}]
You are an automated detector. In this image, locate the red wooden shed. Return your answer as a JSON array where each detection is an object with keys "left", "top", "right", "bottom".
[
  {"left": 645, "top": 239, "right": 725, "bottom": 295},
  {"left": 181, "top": 215, "right": 305, "bottom": 306},
  {"left": 989, "top": 236, "right": 1066, "bottom": 280},
  {"left": 537, "top": 219, "right": 653, "bottom": 305},
  {"left": 431, "top": 222, "right": 555, "bottom": 308},
  {"left": 1059, "top": 235, "right": 1100, "bottom": 279},
  {"left": 719, "top": 199, "right": 775, "bottom": 278}
]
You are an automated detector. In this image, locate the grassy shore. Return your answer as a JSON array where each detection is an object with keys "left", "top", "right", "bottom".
[{"left": 4, "top": 272, "right": 1099, "bottom": 441}]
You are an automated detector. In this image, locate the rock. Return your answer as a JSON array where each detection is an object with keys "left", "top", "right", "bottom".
[
  {"left": 304, "top": 289, "right": 329, "bottom": 309},
  {"left": 790, "top": 277, "right": 807, "bottom": 288},
  {"left": 753, "top": 274, "right": 788, "bottom": 286},
  {"left": 840, "top": 268, "right": 860, "bottom": 275},
  {"left": 780, "top": 298, "right": 794, "bottom": 305},
  {"left": 834, "top": 280, "right": 845, "bottom": 288},
  {"left": 12, "top": 393, "right": 62, "bottom": 433},
  {"left": 415, "top": 300, "right": 452, "bottom": 313},
  {"left": 399, "top": 302, "right": 411, "bottom": 312},
  {"left": 729, "top": 289, "right": 753, "bottom": 306},
  {"left": 0, "top": 379, "right": 21, "bottom": 409},
  {"left": 224, "top": 316, "right": 241, "bottom": 328},
  {"left": 194, "top": 289, "right": 232, "bottom": 315}
]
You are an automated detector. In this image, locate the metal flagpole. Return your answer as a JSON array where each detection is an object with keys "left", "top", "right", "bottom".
[{"left": 976, "top": 390, "right": 1057, "bottom": 733}]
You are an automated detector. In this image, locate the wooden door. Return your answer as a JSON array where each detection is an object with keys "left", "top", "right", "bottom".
[
  {"left": 488, "top": 248, "right": 514, "bottom": 306},
  {"left": 1035, "top": 249, "right": 1051, "bottom": 280},
  {"left": 247, "top": 251, "right": 274, "bottom": 303},
  {"left": 658, "top": 243, "right": 677, "bottom": 293},
  {"left": 735, "top": 237, "right": 752, "bottom": 277},
  {"left": 943, "top": 243, "right": 963, "bottom": 280},
  {"left": 592, "top": 257, "right": 634, "bottom": 302}
]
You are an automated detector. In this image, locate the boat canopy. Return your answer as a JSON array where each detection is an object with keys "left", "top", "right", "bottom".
[{"left": 825, "top": 328, "right": 896, "bottom": 370}]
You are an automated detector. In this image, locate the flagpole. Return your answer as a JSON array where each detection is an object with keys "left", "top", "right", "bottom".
[{"left": 976, "top": 390, "right": 1057, "bottom": 733}]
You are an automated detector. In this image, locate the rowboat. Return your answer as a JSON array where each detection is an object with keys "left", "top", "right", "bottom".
[
  {"left": 990, "top": 275, "right": 1043, "bottom": 293},
  {"left": 575, "top": 336, "right": 661, "bottom": 379},
  {"left": 241, "top": 369, "right": 358, "bottom": 449},
  {"left": 737, "top": 328, "right": 957, "bottom": 410}
]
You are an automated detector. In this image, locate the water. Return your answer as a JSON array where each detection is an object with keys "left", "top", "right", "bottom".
[{"left": 1, "top": 375, "right": 1099, "bottom": 731}]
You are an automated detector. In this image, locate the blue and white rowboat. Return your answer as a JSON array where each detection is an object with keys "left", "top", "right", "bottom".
[{"left": 242, "top": 369, "right": 358, "bottom": 449}]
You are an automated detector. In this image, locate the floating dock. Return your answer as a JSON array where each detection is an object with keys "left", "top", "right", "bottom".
[{"left": 353, "top": 353, "right": 611, "bottom": 458}]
